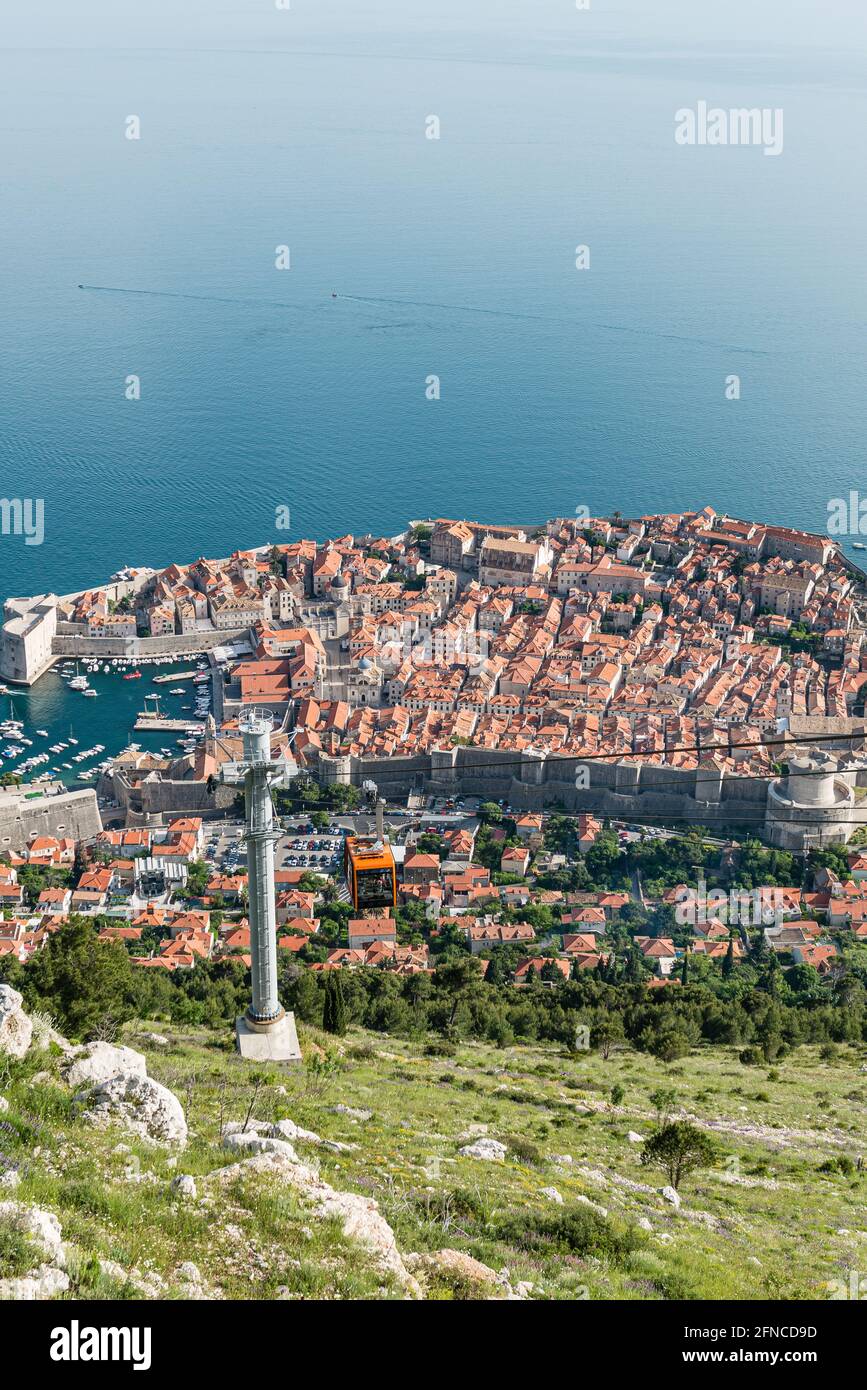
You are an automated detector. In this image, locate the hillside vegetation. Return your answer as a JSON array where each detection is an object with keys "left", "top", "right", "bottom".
[{"left": 2, "top": 1014, "right": 866, "bottom": 1300}]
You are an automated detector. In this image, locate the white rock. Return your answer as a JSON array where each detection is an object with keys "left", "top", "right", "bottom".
[
  {"left": 637, "top": 1217, "right": 653, "bottom": 1232},
  {"left": 176, "top": 1261, "right": 203, "bottom": 1284},
  {"left": 627, "top": 1131, "right": 645, "bottom": 1144},
  {"left": 458, "top": 1138, "right": 507, "bottom": 1162},
  {"left": 28, "top": 1017, "right": 74, "bottom": 1056},
  {"left": 540, "top": 1186, "right": 564, "bottom": 1204},
  {"left": 170, "top": 1174, "right": 197, "bottom": 1199},
  {"left": 141, "top": 1033, "right": 170, "bottom": 1047},
  {"left": 660, "top": 1185, "right": 681, "bottom": 1209},
  {"left": 406, "top": 1248, "right": 522, "bottom": 1298},
  {"left": 271, "top": 1118, "right": 323, "bottom": 1145},
  {"left": 575, "top": 1193, "right": 608, "bottom": 1218},
  {"left": 77, "top": 1072, "right": 187, "bottom": 1146},
  {"left": 549, "top": 1152, "right": 573, "bottom": 1166},
  {"left": 0, "top": 985, "right": 32, "bottom": 1059},
  {"left": 209, "top": 1150, "right": 420, "bottom": 1297},
  {"left": 458, "top": 1123, "right": 489, "bottom": 1140},
  {"left": 222, "top": 1120, "right": 270, "bottom": 1136},
  {"left": 0, "top": 1202, "right": 63, "bottom": 1260},
  {"left": 331, "top": 1104, "right": 372, "bottom": 1121},
  {"left": 222, "top": 1131, "right": 300, "bottom": 1163},
  {"left": 63, "top": 1042, "right": 148, "bottom": 1089},
  {"left": 0, "top": 1264, "right": 69, "bottom": 1301},
  {"left": 99, "top": 1258, "right": 128, "bottom": 1282},
  {"left": 0, "top": 1097, "right": 8, "bottom": 1113}
]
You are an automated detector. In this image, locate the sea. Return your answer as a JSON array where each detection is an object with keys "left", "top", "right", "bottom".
[{"left": 1, "top": 0, "right": 866, "bottom": 770}]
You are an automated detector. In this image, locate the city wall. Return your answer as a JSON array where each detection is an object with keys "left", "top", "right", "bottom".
[
  {"left": 51, "top": 626, "right": 249, "bottom": 660},
  {"left": 0, "top": 787, "right": 102, "bottom": 852},
  {"left": 318, "top": 746, "right": 775, "bottom": 831}
]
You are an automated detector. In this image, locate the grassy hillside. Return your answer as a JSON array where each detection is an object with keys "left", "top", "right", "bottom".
[{"left": 2, "top": 1025, "right": 866, "bottom": 1300}]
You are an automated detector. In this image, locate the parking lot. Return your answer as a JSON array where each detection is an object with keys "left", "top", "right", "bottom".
[
  {"left": 201, "top": 816, "right": 347, "bottom": 876},
  {"left": 202, "top": 820, "right": 248, "bottom": 874},
  {"left": 277, "top": 819, "right": 345, "bottom": 873}
]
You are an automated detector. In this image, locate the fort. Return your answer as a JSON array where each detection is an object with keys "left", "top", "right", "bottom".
[{"left": 0, "top": 783, "right": 102, "bottom": 853}]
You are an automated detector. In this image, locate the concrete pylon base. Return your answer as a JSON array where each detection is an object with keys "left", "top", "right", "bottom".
[{"left": 235, "top": 1011, "right": 302, "bottom": 1063}]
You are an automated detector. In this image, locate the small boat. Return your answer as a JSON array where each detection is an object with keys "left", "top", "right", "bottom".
[
  {"left": 123, "top": 671, "right": 142, "bottom": 680},
  {"left": 83, "top": 689, "right": 98, "bottom": 698},
  {"left": 331, "top": 291, "right": 338, "bottom": 298},
  {"left": 853, "top": 542, "right": 866, "bottom": 551},
  {"left": 36, "top": 729, "right": 48, "bottom": 737}
]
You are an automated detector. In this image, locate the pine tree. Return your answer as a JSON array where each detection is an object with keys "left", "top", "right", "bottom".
[
  {"left": 722, "top": 934, "right": 735, "bottom": 978},
  {"left": 681, "top": 952, "right": 689, "bottom": 986}
]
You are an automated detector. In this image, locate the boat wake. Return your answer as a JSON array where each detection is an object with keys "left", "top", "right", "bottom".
[
  {"left": 76, "top": 284, "right": 768, "bottom": 355},
  {"left": 76, "top": 284, "right": 302, "bottom": 311},
  {"left": 333, "top": 292, "right": 769, "bottom": 354}
]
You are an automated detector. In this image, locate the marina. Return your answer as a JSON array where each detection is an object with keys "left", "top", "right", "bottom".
[{"left": 0, "top": 658, "right": 211, "bottom": 789}]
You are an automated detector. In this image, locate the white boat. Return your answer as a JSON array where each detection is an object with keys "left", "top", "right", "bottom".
[
  {"left": 83, "top": 689, "right": 98, "bottom": 698},
  {"left": 36, "top": 729, "right": 48, "bottom": 737}
]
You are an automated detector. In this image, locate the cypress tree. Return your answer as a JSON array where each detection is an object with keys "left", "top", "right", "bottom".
[{"left": 322, "top": 969, "right": 347, "bottom": 1035}]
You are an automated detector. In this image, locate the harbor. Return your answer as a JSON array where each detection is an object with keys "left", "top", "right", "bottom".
[{"left": 0, "top": 656, "right": 215, "bottom": 791}]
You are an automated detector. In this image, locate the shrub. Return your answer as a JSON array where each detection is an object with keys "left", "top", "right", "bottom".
[
  {"left": 424, "top": 1040, "right": 457, "bottom": 1058},
  {"left": 497, "top": 1206, "right": 640, "bottom": 1265},
  {"left": 818, "top": 1155, "right": 857, "bottom": 1177},
  {"left": 503, "top": 1135, "right": 542, "bottom": 1167},
  {"left": 0, "top": 1214, "right": 35, "bottom": 1279}
]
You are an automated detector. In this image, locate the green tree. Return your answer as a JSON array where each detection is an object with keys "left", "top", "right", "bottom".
[
  {"left": 185, "top": 859, "right": 210, "bottom": 897},
  {"left": 640, "top": 1122, "right": 717, "bottom": 1190},
  {"left": 322, "top": 969, "right": 347, "bottom": 1035},
  {"left": 23, "top": 916, "right": 140, "bottom": 1039}
]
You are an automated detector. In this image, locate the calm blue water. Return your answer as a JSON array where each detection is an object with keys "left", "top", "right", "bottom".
[{"left": 1, "top": 2, "right": 866, "bottom": 755}]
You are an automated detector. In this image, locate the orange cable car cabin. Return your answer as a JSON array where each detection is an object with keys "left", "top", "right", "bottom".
[{"left": 344, "top": 835, "right": 397, "bottom": 911}]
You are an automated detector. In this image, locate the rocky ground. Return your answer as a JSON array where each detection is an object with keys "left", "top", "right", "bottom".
[{"left": 1, "top": 983, "right": 866, "bottom": 1300}]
